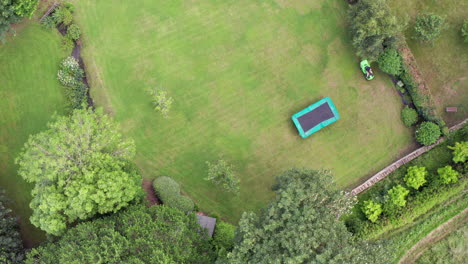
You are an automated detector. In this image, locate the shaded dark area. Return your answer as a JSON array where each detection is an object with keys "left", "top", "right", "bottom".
[{"left": 297, "top": 102, "right": 334, "bottom": 132}]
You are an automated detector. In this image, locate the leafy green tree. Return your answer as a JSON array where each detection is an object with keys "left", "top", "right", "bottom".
[
  {"left": 404, "top": 166, "right": 427, "bottom": 190},
  {"left": 387, "top": 185, "right": 409, "bottom": 207},
  {"left": 16, "top": 107, "right": 142, "bottom": 235},
  {"left": 206, "top": 159, "right": 240, "bottom": 194},
  {"left": 26, "top": 205, "right": 215, "bottom": 263},
  {"left": 13, "top": 0, "right": 38, "bottom": 18},
  {"left": 377, "top": 49, "right": 402, "bottom": 75},
  {"left": 437, "top": 165, "right": 459, "bottom": 185},
  {"left": 448, "top": 141, "right": 468, "bottom": 163},
  {"left": 153, "top": 176, "right": 194, "bottom": 212},
  {"left": 348, "top": 0, "right": 403, "bottom": 61},
  {"left": 413, "top": 13, "right": 445, "bottom": 43},
  {"left": 361, "top": 200, "right": 383, "bottom": 223},
  {"left": 401, "top": 106, "right": 419, "bottom": 127},
  {"left": 212, "top": 221, "right": 236, "bottom": 261},
  {"left": 147, "top": 87, "right": 173, "bottom": 118},
  {"left": 462, "top": 19, "right": 468, "bottom": 42},
  {"left": 0, "top": 0, "right": 20, "bottom": 42},
  {"left": 0, "top": 190, "right": 25, "bottom": 264},
  {"left": 416, "top": 121, "right": 441, "bottom": 146},
  {"left": 228, "top": 168, "right": 390, "bottom": 264}
]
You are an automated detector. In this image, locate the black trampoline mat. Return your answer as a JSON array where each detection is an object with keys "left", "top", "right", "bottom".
[{"left": 297, "top": 102, "right": 334, "bottom": 132}]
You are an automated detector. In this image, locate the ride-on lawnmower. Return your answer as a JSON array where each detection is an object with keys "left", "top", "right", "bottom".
[{"left": 360, "top": 60, "right": 374, "bottom": 80}]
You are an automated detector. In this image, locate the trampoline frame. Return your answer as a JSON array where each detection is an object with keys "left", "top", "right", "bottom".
[{"left": 291, "top": 97, "right": 340, "bottom": 138}]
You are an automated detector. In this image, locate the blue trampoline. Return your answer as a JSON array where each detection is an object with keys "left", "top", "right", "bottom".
[{"left": 292, "top": 97, "right": 340, "bottom": 138}]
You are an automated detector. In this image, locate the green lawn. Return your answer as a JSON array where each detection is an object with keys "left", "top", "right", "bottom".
[
  {"left": 0, "top": 23, "right": 67, "bottom": 246},
  {"left": 74, "top": 0, "right": 412, "bottom": 222},
  {"left": 387, "top": 0, "right": 468, "bottom": 126}
]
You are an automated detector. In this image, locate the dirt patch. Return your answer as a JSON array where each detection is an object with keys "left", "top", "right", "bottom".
[{"left": 142, "top": 179, "right": 161, "bottom": 206}]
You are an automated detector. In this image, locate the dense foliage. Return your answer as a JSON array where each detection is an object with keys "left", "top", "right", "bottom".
[
  {"left": 401, "top": 106, "right": 419, "bottom": 127},
  {"left": 387, "top": 185, "right": 409, "bottom": 207},
  {"left": 66, "top": 23, "right": 80, "bottom": 41},
  {"left": 13, "top": 0, "right": 38, "bottom": 18},
  {"left": 228, "top": 168, "right": 390, "bottom": 264},
  {"left": 212, "top": 221, "right": 235, "bottom": 261},
  {"left": 449, "top": 141, "right": 467, "bottom": 163},
  {"left": 57, "top": 56, "right": 88, "bottom": 109},
  {"left": 52, "top": 6, "right": 72, "bottom": 26},
  {"left": 462, "top": 19, "right": 468, "bottom": 42},
  {"left": 416, "top": 121, "right": 441, "bottom": 146},
  {"left": 413, "top": 13, "right": 445, "bottom": 43},
  {"left": 206, "top": 159, "right": 239, "bottom": 194},
  {"left": 361, "top": 200, "right": 382, "bottom": 223},
  {"left": 147, "top": 87, "right": 173, "bottom": 118},
  {"left": 348, "top": 0, "right": 402, "bottom": 61},
  {"left": 404, "top": 166, "right": 427, "bottom": 190},
  {"left": 153, "top": 176, "right": 194, "bottom": 212},
  {"left": 0, "top": 0, "right": 20, "bottom": 42},
  {"left": 26, "top": 205, "right": 215, "bottom": 263},
  {"left": 437, "top": 165, "right": 459, "bottom": 185},
  {"left": 377, "top": 49, "right": 402, "bottom": 75},
  {"left": 0, "top": 191, "right": 25, "bottom": 264},
  {"left": 16, "top": 108, "right": 142, "bottom": 235}
]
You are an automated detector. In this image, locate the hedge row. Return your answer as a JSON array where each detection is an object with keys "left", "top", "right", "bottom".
[{"left": 153, "top": 176, "right": 194, "bottom": 212}]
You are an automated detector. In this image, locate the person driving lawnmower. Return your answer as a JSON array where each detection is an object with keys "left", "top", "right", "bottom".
[{"left": 365, "top": 66, "right": 373, "bottom": 79}]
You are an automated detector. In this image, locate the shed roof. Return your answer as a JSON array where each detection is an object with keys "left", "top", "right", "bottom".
[{"left": 196, "top": 215, "right": 217, "bottom": 237}]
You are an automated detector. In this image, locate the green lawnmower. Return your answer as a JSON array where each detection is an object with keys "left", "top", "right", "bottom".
[{"left": 360, "top": 60, "right": 374, "bottom": 80}]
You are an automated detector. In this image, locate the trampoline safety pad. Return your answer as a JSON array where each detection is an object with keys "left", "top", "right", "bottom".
[{"left": 292, "top": 97, "right": 340, "bottom": 138}]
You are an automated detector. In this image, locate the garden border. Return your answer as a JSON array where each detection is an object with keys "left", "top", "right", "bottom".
[{"left": 351, "top": 118, "right": 467, "bottom": 195}]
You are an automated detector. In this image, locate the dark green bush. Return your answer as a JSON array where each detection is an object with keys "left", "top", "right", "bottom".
[
  {"left": 66, "top": 24, "right": 81, "bottom": 41},
  {"left": 401, "top": 106, "right": 418, "bottom": 127},
  {"left": 64, "top": 2, "right": 75, "bottom": 13},
  {"left": 377, "top": 49, "right": 402, "bottom": 75},
  {"left": 41, "top": 15, "right": 56, "bottom": 29},
  {"left": 413, "top": 13, "right": 445, "bottom": 43},
  {"left": 416, "top": 121, "right": 441, "bottom": 145},
  {"left": 153, "top": 176, "right": 194, "bottom": 212}
]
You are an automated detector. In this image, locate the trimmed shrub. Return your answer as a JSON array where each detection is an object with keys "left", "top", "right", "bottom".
[
  {"left": 377, "top": 49, "right": 402, "bottom": 75},
  {"left": 416, "top": 122, "right": 441, "bottom": 146},
  {"left": 153, "top": 176, "right": 194, "bottom": 212},
  {"left": 437, "top": 166, "right": 459, "bottom": 185},
  {"left": 448, "top": 141, "right": 468, "bottom": 164},
  {"left": 66, "top": 24, "right": 80, "bottom": 41},
  {"left": 387, "top": 185, "right": 409, "bottom": 207},
  {"left": 361, "top": 200, "right": 383, "bottom": 223},
  {"left": 41, "top": 15, "right": 56, "bottom": 29},
  {"left": 401, "top": 106, "right": 419, "bottom": 127},
  {"left": 404, "top": 166, "right": 427, "bottom": 190},
  {"left": 413, "top": 13, "right": 445, "bottom": 43},
  {"left": 462, "top": 19, "right": 468, "bottom": 42}
]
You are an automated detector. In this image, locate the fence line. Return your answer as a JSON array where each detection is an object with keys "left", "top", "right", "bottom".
[
  {"left": 39, "top": 2, "right": 59, "bottom": 22},
  {"left": 351, "top": 119, "right": 467, "bottom": 195}
]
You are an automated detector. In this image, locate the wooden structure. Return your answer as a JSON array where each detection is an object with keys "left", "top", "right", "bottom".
[{"left": 446, "top": 107, "right": 458, "bottom": 113}]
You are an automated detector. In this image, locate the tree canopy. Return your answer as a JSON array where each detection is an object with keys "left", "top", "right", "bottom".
[
  {"left": 26, "top": 205, "right": 215, "bottom": 264},
  {"left": 16, "top": 107, "right": 142, "bottom": 235},
  {"left": 227, "top": 168, "right": 390, "bottom": 264},
  {"left": 404, "top": 166, "right": 427, "bottom": 190},
  {"left": 0, "top": 190, "right": 25, "bottom": 264},
  {"left": 348, "top": 0, "right": 403, "bottom": 61}
]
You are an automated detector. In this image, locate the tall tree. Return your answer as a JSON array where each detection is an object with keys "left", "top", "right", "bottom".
[
  {"left": 348, "top": 0, "right": 403, "bottom": 61},
  {"left": 26, "top": 205, "right": 215, "bottom": 264},
  {"left": 16, "top": 107, "right": 142, "bottom": 235},
  {"left": 0, "top": 190, "right": 25, "bottom": 264},
  {"left": 0, "top": 0, "right": 20, "bottom": 42},
  {"left": 227, "top": 168, "right": 390, "bottom": 264}
]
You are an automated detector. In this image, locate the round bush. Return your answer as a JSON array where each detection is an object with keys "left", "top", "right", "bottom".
[
  {"left": 173, "top": 196, "right": 194, "bottom": 212},
  {"left": 401, "top": 107, "right": 419, "bottom": 127},
  {"left": 213, "top": 221, "right": 235, "bottom": 250},
  {"left": 415, "top": 121, "right": 441, "bottom": 145},
  {"left": 413, "top": 13, "right": 445, "bottom": 43},
  {"left": 66, "top": 24, "right": 81, "bottom": 41},
  {"left": 377, "top": 49, "right": 402, "bottom": 75}
]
